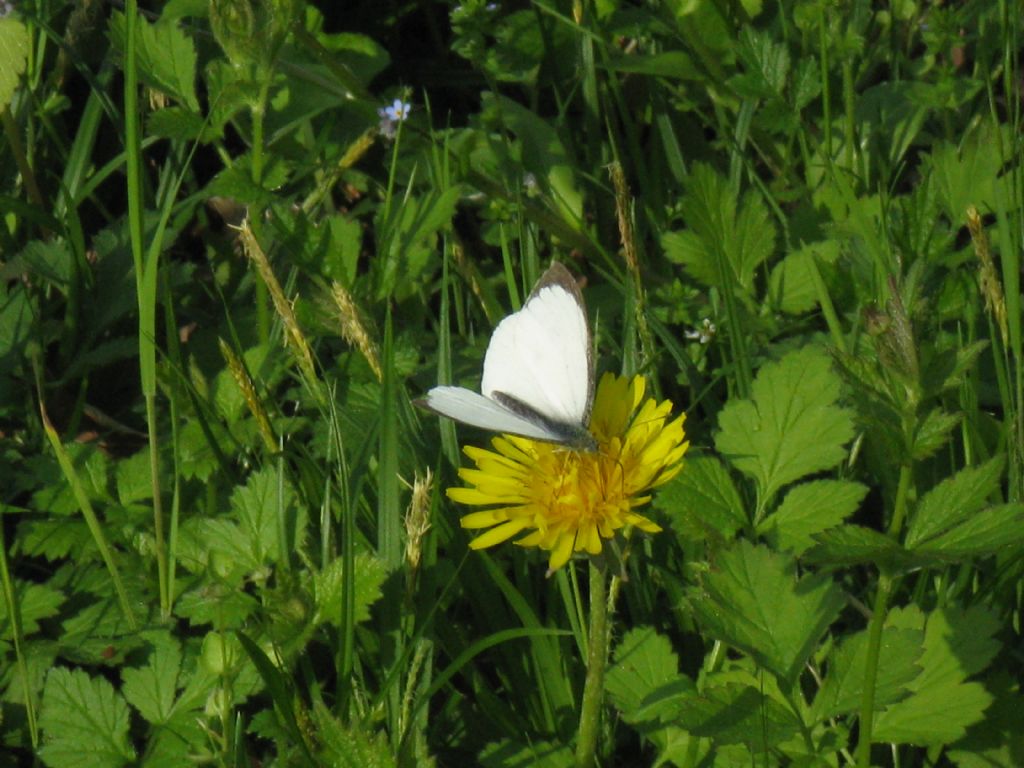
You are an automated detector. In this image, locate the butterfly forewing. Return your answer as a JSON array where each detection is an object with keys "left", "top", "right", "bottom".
[{"left": 481, "top": 262, "right": 593, "bottom": 428}]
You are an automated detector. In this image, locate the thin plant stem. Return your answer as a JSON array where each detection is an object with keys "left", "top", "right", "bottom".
[
  {"left": 123, "top": 0, "right": 169, "bottom": 617},
  {"left": 855, "top": 461, "right": 913, "bottom": 767},
  {"left": 576, "top": 560, "right": 609, "bottom": 768},
  {"left": 0, "top": 511, "right": 37, "bottom": 747}
]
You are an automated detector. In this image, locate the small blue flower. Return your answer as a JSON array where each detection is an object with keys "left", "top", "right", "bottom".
[{"left": 378, "top": 99, "right": 412, "bottom": 139}]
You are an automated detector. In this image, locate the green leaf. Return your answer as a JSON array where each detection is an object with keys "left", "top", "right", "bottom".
[
  {"left": 312, "top": 552, "right": 387, "bottom": 627},
  {"left": 606, "top": 628, "right": 695, "bottom": 764},
  {"left": 687, "top": 539, "right": 845, "bottom": 684},
  {"left": 911, "top": 503, "right": 1024, "bottom": 558},
  {"left": 928, "top": 122, "right": 1004, "bottom": 222},
  {"left": 906, "top": 457, "right": 1004, "bottom": 548},
  {"left": 312, "top": 700, "right": 398, "bottom": 768},
  {"left": 768, "top": 240, "right": 839, "bottom": 315},
  {"left": 759, "top": 479, "right": 868, "bottom": 555},
  {"left": 0, "top": 283, "right": 32, "bottom": 360},
  {"left": 873, "top": 605, "right": 997, "bottom": 746},
  {"left": 115, "top": 449, "right": 153, "bottom": 505},
  {"left": 911, "top": 407, "right": 962, "bottom": 460},
  {"left": 805, "top": 525, "right": 907, "bottom": 569},
  {"left": 108, "top": 12, "right": 199, "bottom": 109},
  {"left": 655, "top": 453, "right": 747, "bottom": 543},
  {"left": 147, "top": 106, "right": 206, "bottom": 141},
  {"left": 39, "top": 667, "right": 136, "bottom": 768},
  {"left": 731, "top": 27, "right": 789, "bottom": 99},
  {"left": 715, "top": 347, "right": 855, "bottom": 502},
  {"left": 674, "top": 681, "right": 800, "bottom": 749},
  {"left": 811, "top": 626, "right": 923, "bottom": 721},
  {"left": 0, "top": 580, "right": 65, "bottom": 638},
  {"left": 121, "top": 632, "right": 182, "bottom": 725},
  {"left": 0, "top": 17, "right": 29, "bottom": 110},
  {"left": 479, "top": 739, "right": 573, "bottom": 768},
  {"left": 607, "top": 627, "right": 690, "bottom": 719},
  {"left": 663, "top": 164, "right": 775, "bottom": 297},
  {"left": 946, "top": 673, "right": 1024, "bottom": 768},
  {"left": 230, "top": 466, "right": 305, "bottom": 567},
  {"left": 603, "top": 51, "right": 699, "bottom": 79}
]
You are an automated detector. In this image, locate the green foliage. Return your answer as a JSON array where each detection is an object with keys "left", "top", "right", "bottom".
[
  {"left": 715, "top": 347, "right": 856, "bottom": 505},
  {"left": 2, "top": 0, "right": 1023, "bottom": 765},
  {"left": 0, "top": 17, "right": 29, "bottom": 110},
  {"left": 38, "top": 668, "right": 135, "bottom": 768},
  {"left": 688, "top": 539, "right": 845, "bottom": 686}
]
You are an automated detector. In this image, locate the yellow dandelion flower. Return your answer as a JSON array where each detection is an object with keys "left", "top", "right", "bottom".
[{"left": 447, "top": 372, "right": 688, "bottom": 572}]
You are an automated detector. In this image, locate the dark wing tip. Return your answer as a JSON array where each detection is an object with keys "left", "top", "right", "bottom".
[{"left": 531, "top": 261, "right": 583, "bottom": 304}]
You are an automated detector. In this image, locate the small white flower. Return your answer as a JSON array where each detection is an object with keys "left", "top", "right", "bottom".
[
  {"left": 378, "top": 99, "right": 412, "bottom": 139},
  {"left": 684, "top": 318, "right": 716, "bottom": 344}
]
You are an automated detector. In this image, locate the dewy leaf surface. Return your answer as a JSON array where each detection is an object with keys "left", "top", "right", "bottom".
[
  {"left": 715, "top": 347, "right": 855, "bottom": 503},
  {"left": 687, "top": 539, "right": 845, "bottom": 684},
  {"left": 39, "top": 667, "right": 135, "bottom": 768}
]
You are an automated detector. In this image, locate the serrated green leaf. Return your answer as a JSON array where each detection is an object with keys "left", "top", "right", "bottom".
[
  {"left": 0, "top": 580, "right": 65, "bottom": 638},
  {"left": 674, "top": 682, "right": 800, "bottom": 749},
  {"left": 906, "top": 457, "right": 1004, "bottom": 548},
  {"left": 759, "top": 479, "right": 868, "bottom": 555},
  {"left": 606, "top": 627, "right": 696, "bottom": 764},
  {"left": 687, "top": 540, "right": 844, "bottom": 683},
  {"left": 121, "top": 632, "right": 181, "bottom": 725},
  {"left": 39, "top": 667, "right": 135, "bottom": 768},
  {"left": 607, "top": 627, "right": 692, "bottom": 720},
  {"left": 715, "top": 347, "right": 855, "bottom": 502},
  {"left": 805, "top": 525, "right": 907, "bottom": 568},
  {"left": 654, "top": 453, "right": 746, "bottom": 543},
  {"left": 912, "top": 503, "right": 1024, "bottom": 558},
  {"left": 147, "top": 106, "right": 205, "bottom": 141},
  {"left": 0, "top": 17, "right": 29, "bottom": 109},
  {"left": 911, "top": 408, "right": 962, "bottom": 460},
  {"left": 312, "top": 700, "right": 398, "bottom": 768},
  {"left": 115, "top": 450, "right": 152, "bottom": 505},
  {"left": 108, "top": 12, "right": 199, "bottom": 109},
  {"left": 946, "top": 673, "right": 1024, "bottom": 768},
  {"left": 312, "top": 552, "right": 387, "bottom": 626},
  {"left": 811, "top": 626, "right": 923, "bottom": 721},
  {"left": 873, "top": 605, "right": 996, "bottom": 746},
  {"left": 229, "top": 467, "right": 305, "bottom": 567},
  {"left": 733, "top": 27, "right": 789, "bottom": 98},
  {"left": 663, "top": 164, "right": 775, "bottom": 296}
]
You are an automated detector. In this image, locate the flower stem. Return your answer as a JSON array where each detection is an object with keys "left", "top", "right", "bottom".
[{"left": 576, "top": 560, "right": 609, "bottom": 768}]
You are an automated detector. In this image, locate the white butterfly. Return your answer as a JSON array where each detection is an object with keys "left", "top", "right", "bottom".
[{"left": 418, "top": 262, "right": 596, "bottom": 451}]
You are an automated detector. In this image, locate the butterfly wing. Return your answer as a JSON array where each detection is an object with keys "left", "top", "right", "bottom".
[
  {"left": 481, "top": 262, "right": 593, "bottom": 428},
  {"left": 417, "top": 386, "right": 567, "bottom": 442}
]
